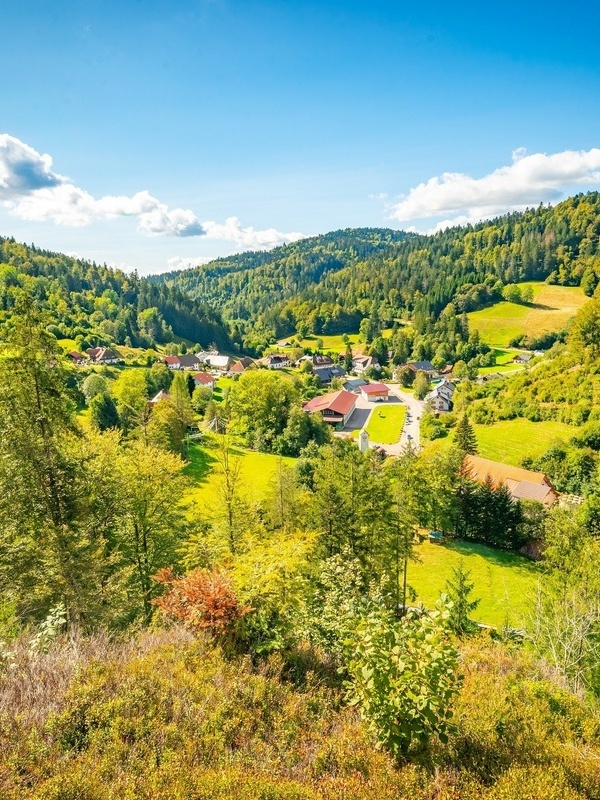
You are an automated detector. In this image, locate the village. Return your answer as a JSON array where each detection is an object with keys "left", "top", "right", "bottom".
[{"left": 62, "top": 335, "right": 568, "bottom": 520}]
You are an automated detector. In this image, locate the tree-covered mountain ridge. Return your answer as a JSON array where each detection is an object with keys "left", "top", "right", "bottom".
[
  {"left": 0, "top": 237, "right": 231, "bottom": 350},
  {"left": 154, "top": 193, "right": 600, "bottom": 351}
]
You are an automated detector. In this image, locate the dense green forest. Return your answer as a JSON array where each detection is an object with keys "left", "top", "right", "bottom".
[
  {"left": 0, "top": 237, "right": 231, "bottom": 350},
  {"left": 156, "top": 193, "right": 600, "bottom": 353}
]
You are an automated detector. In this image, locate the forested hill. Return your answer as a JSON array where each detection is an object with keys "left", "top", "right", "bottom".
[
  {"left": 151, "top": 227, "right": 411, "bottom": 344},
  {"left": 0, "top": 237, "right": 231, "bottom": 350},
  {"left": 154, "top": 193, "right": 600, "bottom": 352}
]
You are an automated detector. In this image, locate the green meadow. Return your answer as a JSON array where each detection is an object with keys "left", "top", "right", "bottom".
[
  {"left": 430, "top": 418, "right": 575, "bottom": 466},
  {"left": 183, "top": 439, "right": 295, "bottom": 510},
  {"left": 299, "top": 327, "right": 393, "bottom": 353},
  {"left": 468, "top": 282, "right": 587, "bottom": 348},
  {"left": 409, "top": 539, "right": 540, "bottom": 628}
]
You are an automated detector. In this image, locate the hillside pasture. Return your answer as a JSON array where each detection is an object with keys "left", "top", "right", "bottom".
[
  {"left": 429, "top": 418, "right": 576, "bottom": 466},
  {"left": 299, "top": 327, "right": 394, "bottom": 354},
  {"left": 409, "top": 539, "right": 540, "bottom": 628},
  {"left": 468, "top": 282, "right": 587, "bottom": 348}
]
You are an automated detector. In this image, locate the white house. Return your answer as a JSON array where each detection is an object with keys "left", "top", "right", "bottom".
[
  {"left": 265, "top": 353, "right": 290, "bottom": 369},
  {"left": 425, "top": 379, "right": 456, "bottom": 413},
  {"left": 352, "top": 355, "right": 379, "bottom": 374}
]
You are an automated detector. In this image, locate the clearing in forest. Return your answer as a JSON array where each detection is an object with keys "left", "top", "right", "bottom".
[{"left": 467, "top": 282, "right": 588, "bottom": 348}]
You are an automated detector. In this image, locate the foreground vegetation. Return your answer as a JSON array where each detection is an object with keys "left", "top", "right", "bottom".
[{"left": 2, "top": 628, "right": 600, "bottom": 800}]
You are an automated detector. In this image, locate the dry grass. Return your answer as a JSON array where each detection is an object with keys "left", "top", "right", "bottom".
[{"left": 0, "top": 626, "right": 193, "bottom": 731}]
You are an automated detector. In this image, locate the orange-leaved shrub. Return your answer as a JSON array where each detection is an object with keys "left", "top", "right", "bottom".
[{"left": 152, "top": 567, "right": 250, "bottom": 638}]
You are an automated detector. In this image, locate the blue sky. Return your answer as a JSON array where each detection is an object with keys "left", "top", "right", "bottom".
[{"left": 1, "top": 0, "right": 599, "bottom": 273}]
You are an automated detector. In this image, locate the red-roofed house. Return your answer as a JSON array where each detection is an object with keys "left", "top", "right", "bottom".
[
  {"left": 164, "top": 355, "right": 182, "bottom": 370},
  {"left": 193, "top": 372, "right": 215, "bottom": 389},
  {"left": 303, "top": 389, "right": 357, "bottom": 428},
  {"left": 67, "top": 350, "right": 85, "bottom": 364},
  {"left": 360, "top": 382, "right": 389, "bottom": 402}
]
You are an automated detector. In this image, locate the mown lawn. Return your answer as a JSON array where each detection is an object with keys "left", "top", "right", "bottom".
[
  {"left": 429, "top": 418, "right": 576, "bottom": 466},
  {"left": 409, "top": 539, "right": 540, "bottom": 628},
  {"left": 468, "top": 282, "right": 587, "bottom": 348},
  {"left": 183, "top": 439, "right": 295, "bottom": 508},
  {"left": 212, "top": 376, "right": 236, "bottom": 402},
  {"left": 365, "top": 404, "right": 406, "bottom": 444}
]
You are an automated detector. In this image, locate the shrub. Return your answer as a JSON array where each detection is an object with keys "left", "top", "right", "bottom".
[
  {"left": 346, "top": 599, "right": 460, "bottom": 760},
  {"left": 153, "top": 567, "right": 250, "bottom": 640}
]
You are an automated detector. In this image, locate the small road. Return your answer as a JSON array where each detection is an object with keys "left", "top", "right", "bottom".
[{"left": 386, "top": 384, "right": 424, "bottom": 450}]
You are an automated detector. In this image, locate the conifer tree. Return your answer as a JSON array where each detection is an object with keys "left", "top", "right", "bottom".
[
  {"left": 444, "top": 560, "right": 481, "bottom": 635},
  {"left": 454, "top": 414, "right": 478, "bottom": 454}
]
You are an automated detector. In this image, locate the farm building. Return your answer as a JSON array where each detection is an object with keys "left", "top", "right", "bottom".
[
  {"left": 360, "top": 382, "right": 389, "bottom": 401},
  {"left": 303, "top": 389, "right": 357, "bottom": 428},
  {"left": 463, "top": 454, "right": 558, "bottom": 507}
]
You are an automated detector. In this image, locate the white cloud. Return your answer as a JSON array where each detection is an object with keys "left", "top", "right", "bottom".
[
  {"left": 201, "top": 216, "right": 305, "bottom": 249},
  {"left": 166, "top": 255, "right": 213, "bottom": 271},
  {"left": 388, "top": 147, "right": 600, "bottom": 230},
  {"left": 0, "top": 133, "right": 304, "bottom": 246}
]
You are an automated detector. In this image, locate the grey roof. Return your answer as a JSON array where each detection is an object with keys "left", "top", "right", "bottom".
[
  {"left": 314, "top": 365, "right": 346, "bottom": 383},
  {"left": 409, "top": 360, "right": 435, "bottom": 372},
  {"left": 178, "top": 353, "right": 202, "bottom": 368}
]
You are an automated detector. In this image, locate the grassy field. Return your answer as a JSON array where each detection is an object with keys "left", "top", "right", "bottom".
[
  {"left": 299, "top": 327, "right": 393, "bottom": 353},
  {"left": 478, "top": 348, "right": 525, "bottom": 375},
  {"left": 409, "top": 539, "right": 540, "bottom": 628},
  {"left": 467, "top": 282, "right": 587, "bottom": 348},
  {"left": 57, "top": 338, "right": 78, "bottom": 352},
  {"left": 183, "top": 439, "right": 295, "bottom": 509},
  {"left": 213, "top": 376, "right": 236, "bottom": 402},
  {"left": 365, "top": 404, "right": 406, "bottom": 444},
  {"left": 430, "top": 418, "right": 576, "bottom": 466}
]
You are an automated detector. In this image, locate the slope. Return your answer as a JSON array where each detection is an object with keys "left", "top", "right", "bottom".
[{"left": 0, "top": 237, "right": 231, "bottom": 350}]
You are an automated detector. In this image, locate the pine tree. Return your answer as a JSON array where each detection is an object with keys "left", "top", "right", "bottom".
[
  {"left": 445, "top": 559, "right": 481, "bottom": 635},
  {"left": 89, "top": 393, "right": 120, "bottom": 431},
  {"left": 454, "top": 414, "right": 478, "bottom": 454}
]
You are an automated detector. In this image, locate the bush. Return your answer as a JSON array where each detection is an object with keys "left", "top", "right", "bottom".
[{"left": 347, "top": 600, "right": 460, "bottom": 760}]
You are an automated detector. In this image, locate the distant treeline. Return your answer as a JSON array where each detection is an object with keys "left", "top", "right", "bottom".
[
  {"left": 155, "top": 193, "right": 600, "bottom": 352},
  {"left": 0, "top": 237, "right": 231, "bottom": 350}
]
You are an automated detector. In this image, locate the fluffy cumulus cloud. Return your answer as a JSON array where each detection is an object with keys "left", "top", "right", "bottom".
[
  {"left": 166, "top": 255, "right": 213, "bottom": 271},
  {"left": 0, "top": 134, "right": 303, "bottom": 246},
  {"left": 201, "top": 217, "right": 305, "bottom": 249},
  {"left": 389, "top": 147, "right": 600, "bottom": 231}
]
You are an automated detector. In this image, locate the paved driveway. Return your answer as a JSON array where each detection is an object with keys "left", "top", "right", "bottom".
[{"left": 335, "top": 384, "right": 425, "bottom": 454}]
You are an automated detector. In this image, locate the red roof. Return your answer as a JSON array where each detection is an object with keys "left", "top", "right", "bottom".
[
  {"left": 164, "top": 355, "right": 180, "bottom": 365},
  {"left": 230, "top": 361, "right": 245, "bottom": 373},
  {"left": 193, "top": 372, "right": 214, "bottom": 384},
  {"left": 361, "top": 382, "right": 389, "bottom": 394},
  {"left": 304, "top": 389, "right": 357, "bottom": 417}
]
